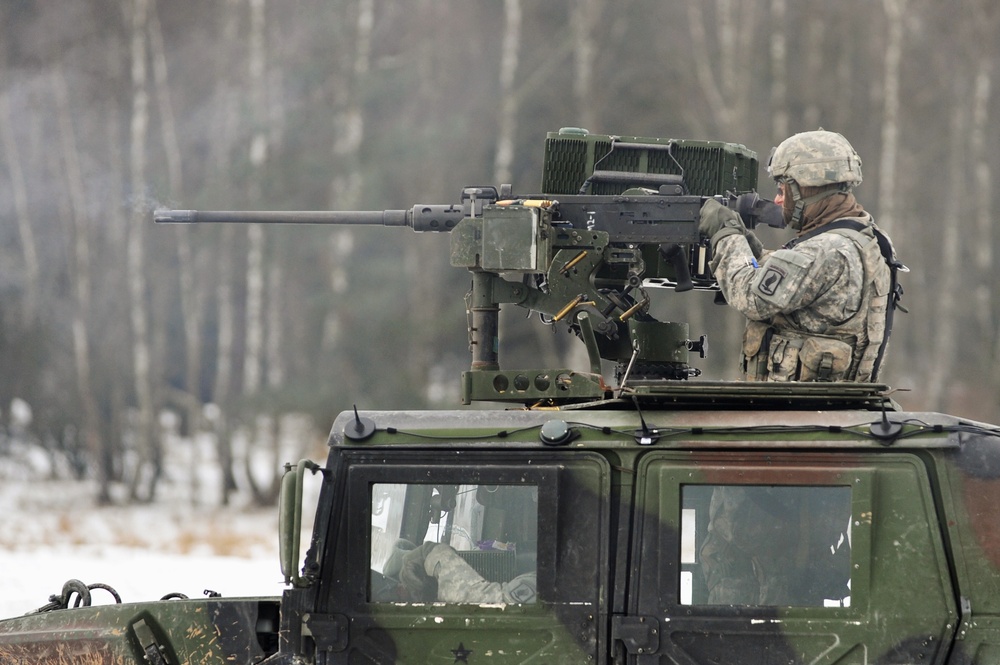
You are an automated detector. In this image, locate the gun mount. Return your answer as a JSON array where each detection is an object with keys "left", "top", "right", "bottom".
[{"left": 155, "top": 129, "right": 780, "bottom": 405}]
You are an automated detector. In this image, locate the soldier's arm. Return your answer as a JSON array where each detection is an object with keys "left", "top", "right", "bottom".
[
  {"left": 711, "top": 234, "right": 846, "bottom": 321},
  {"left": 424, "top": 544, "right": 537, "bottom": 604}
]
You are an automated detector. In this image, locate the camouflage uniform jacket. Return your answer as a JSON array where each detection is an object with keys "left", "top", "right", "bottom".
[{"left": 710, "top": 213, "right": 892, "bottom": 382}]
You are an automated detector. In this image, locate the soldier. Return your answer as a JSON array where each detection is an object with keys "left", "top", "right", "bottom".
[
  {"left": 698, "top": 130, "right": 901, "bottom": 382},
  {"left": 698, "top": 486, "right": 852, "bottom": 606},
  {"left": 399, "top": 542, "right": 537, "bottom": 604}
]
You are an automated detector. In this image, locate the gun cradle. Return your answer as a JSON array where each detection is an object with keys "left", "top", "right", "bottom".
[{"left": 450, "top": 196, "right": 709, "bottom": 404}]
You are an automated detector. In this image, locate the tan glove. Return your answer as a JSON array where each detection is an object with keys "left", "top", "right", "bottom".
[{"left": 698, "top": 198, "right": 746, "bottom": 248}]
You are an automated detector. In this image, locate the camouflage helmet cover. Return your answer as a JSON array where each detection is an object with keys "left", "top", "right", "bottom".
[{"left": 767, "top": 130, "right": 863, "bottom": 188}]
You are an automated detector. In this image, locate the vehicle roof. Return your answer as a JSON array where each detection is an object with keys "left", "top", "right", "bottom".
[{"left": 328, "top": 412, "right": 997, "bottom": 455}]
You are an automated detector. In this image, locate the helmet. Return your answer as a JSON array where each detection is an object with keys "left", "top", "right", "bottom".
[{"left": 767, "top": 130, "right": 863, "bottom": 188}]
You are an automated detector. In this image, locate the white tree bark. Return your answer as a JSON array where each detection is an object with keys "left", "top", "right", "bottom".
[
  {"left": 877, "top": 0, "right": 906, "bottom": 234},
  {"left": 925, "top": 84, "right": 966, "bottom": 410},
  {"left": 802, "top": 15, "right": 825, "bottom": 130},
  {"left": 685, "top": 3, "right": 733, "bottom": 135},
  {"left": 493, "top": 0, "right": 521, "bottom": 185},
  {"left": 0, "top": 91, "right": 40, "bottom": 325},
  {"left": 127, "top": 0, "right": 159, "bottom": 502},
  {"left": 149, "top": 1, "right": 206, "bottom": 504},
  {"left": 769, "top": 0, "right": 788, "bottom": 140},
  {"left": 685, "top": 0, "right": 760, "bottom": 139},
  {"left": 243, "top": 0, "right": 268, "bottom": 398},
  {"left": 51, "top": 66, "right": 108, "bottom": 502},
  {"left": 571, "top": 0, "right": 601, "bottom": 132},
  {"left": 970, "top": 58, "right": 993, "bottom": 349},
  {"left": 324, "top": 0, "right": 373, "bottom": 355},
  {"left": 210, "top": 0, "right": 242, "bottom": 505}
]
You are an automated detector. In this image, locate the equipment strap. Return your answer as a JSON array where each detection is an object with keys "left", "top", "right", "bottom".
[{"left": 784, "top": 218, "right": 905, "bottom": 380}]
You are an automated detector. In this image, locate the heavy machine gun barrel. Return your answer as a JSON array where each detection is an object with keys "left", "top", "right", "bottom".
[{"left": 154, "top": 204, "right": 466, "bottom": 231}]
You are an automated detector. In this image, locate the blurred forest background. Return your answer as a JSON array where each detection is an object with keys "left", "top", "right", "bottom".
[{"left": 0, "top": 0, "right": 998, "bottom": 505}]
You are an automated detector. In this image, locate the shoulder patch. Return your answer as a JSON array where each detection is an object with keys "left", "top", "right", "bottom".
[{"left": 752, "top": 249, "right": 813, "bottom": 309}]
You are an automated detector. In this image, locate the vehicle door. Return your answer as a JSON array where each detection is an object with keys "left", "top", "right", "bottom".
[
  {"left": 623, "top": 451, "right": 958, "bottom": 665},
  {"left": 317, "top": 449, "right": 611, "bottom": 664}
]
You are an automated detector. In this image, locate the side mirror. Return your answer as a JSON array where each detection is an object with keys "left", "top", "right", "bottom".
[{"left": 279, "top": 459, "right": 320, "bottom": 587}]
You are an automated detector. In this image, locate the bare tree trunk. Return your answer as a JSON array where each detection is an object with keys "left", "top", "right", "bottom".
[
  {"left": 51, "top": 66, "right": 109, "bottom": 503},
  {"left": 104, "top": 38, "right": 129, "bottom": 485},
  {"left": 244, "top": 0, "right": 267, "bottom": 398},
  {"left": 769, "top": 0, "right": 788, "bottom": 140},
  {"left": 877, "top": 0, "right": 906, "bottom": 234},
  {"left": 210, "top": 0, "right": 242, "bottom": 506},
  {"left": 214, "top": 223, "right": 238, "bottom": 505},
  {"left": 685, "top": 0, "right": 759, "bottom": 138},
  {"left": 801, "top": 16, "right": 825, "bottom": 130},
  {"left": 323, "top": 0, "right": 373, "bottom": 370},
  {"left": 127, "top": 0, "right": 160, "bottom": 502},
  {"left": 925, "top": 80, "right": 966, "bottom": 411},
  {"left": 241, "top": 0, "right": 284, "bottom": 507},
  {"left": 969, "top": 57, "right": 993, "bottom": 357},
  {"left": 685, "top": 3, "right": 731, "bottom": 133},
  {"left": 329, "top": 0, "right": 372, "bottom": 210},
  {"left": 571, "top": 0, "right": 601, "bottom": 132},
  {"left": 149, "top": 0, "right": 205, "bottom": 505},
  {"left": 493, "top": 0, "right": 521, "bottom": 185},
  {"left": 0, "top": 91, "right": 40, "bottom": 326}
]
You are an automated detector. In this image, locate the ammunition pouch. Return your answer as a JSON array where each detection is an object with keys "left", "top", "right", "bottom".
[
  {"left": 766, "top": 334, "right": 804, "bottom": 382},
  {"left": 741, "top": 321, "right": 773, "bottom": 381},
  {"left": 799, "top": 336, "right": 853, "bottom": 381},
  {"left": 742, "top": 322, "right": 853, "bottom": 382}
]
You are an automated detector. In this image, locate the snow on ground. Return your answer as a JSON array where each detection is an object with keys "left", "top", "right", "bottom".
[
  {"left": 0, "top": 413, "right": 324, "bottom": 620},
  {"left": 0, "top": 478, "right": 288, "bottom": 619}
]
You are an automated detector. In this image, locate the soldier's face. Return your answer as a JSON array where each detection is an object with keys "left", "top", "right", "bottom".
[
  {"left": 774, "top": 182, "right": 786, "bottom": 207},
  {"left": 774, "top": 181, "right": 797, "bottom": 227}
]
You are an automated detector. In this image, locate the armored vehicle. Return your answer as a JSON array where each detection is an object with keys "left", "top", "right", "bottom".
[{"left": 1, "top": 129, "right": 998, "bottom": 665}]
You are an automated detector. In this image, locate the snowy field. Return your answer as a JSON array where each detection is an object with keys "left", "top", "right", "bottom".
[{"left": 0, "top": 414, "right": 323, "bottom": 619}]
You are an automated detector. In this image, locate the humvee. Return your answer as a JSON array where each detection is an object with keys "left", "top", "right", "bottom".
[{"left": 1, "top": 129, "right": 998, "bottom": 665}]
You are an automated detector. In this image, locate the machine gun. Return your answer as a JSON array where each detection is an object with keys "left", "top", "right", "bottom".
[{"left": 155, "top": 129, "right": 782, "bottom": 405}]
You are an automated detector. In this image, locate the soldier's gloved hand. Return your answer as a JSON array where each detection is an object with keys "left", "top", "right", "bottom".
[
  {"left": 399, "top": 541, "right": 439, "bottom": 601},
  {"left": 699, "top": 199, "right": 746, "bottom": 248}
]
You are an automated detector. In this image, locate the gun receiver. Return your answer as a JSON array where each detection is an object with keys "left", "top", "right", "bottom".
[{"left": 155, "top": 130, "right": 774, "bottom": 405}]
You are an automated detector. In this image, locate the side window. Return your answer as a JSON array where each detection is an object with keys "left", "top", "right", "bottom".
[
  {"left": 370, "top": 483, "right": 539, "bottom": 605},
  {"left": 680, "top": 485, "right": 852, "bottom": 607}
]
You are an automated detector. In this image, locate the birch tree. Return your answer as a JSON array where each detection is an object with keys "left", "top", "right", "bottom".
[
  {"left": 0, "top": 91, "right": 40, "bottom": 327},
  {"left": 769, "top": 0, "right": 788, "bottom": 140},
  {"left": 51, "top": 67, "right": 109, "bottom": 503},
  {"left": 966, "top": 0, "right": 998, "bottom": 386},
  {"left": 323, "top": 0, "right": 374, "bottom": 391},
  {"left": 571, "top": 0, "right": 602, "bottom": 133},
  {"left": 684, "top": 0, "right": 760, "bottom": 139},
  {"left": 127, "top": 0, "right": 161, "bottom": 502},
  {"left": 210, "top": 0, "right": 243, "bottom": 505},
  {"left": 493, "top": 0, "right": 521, "bottom": 186},
  {"left": 925, "top": 76, "right": 968, "bottom": 411},
  {"left": 240, "top": 0, "right": 283, "bottom": 506},
  {"left": 148, "top": 0, "right": 209, "bottom": 504},
  {"left": 876, "top": 0, "right": 906, "bottom": 235}
]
